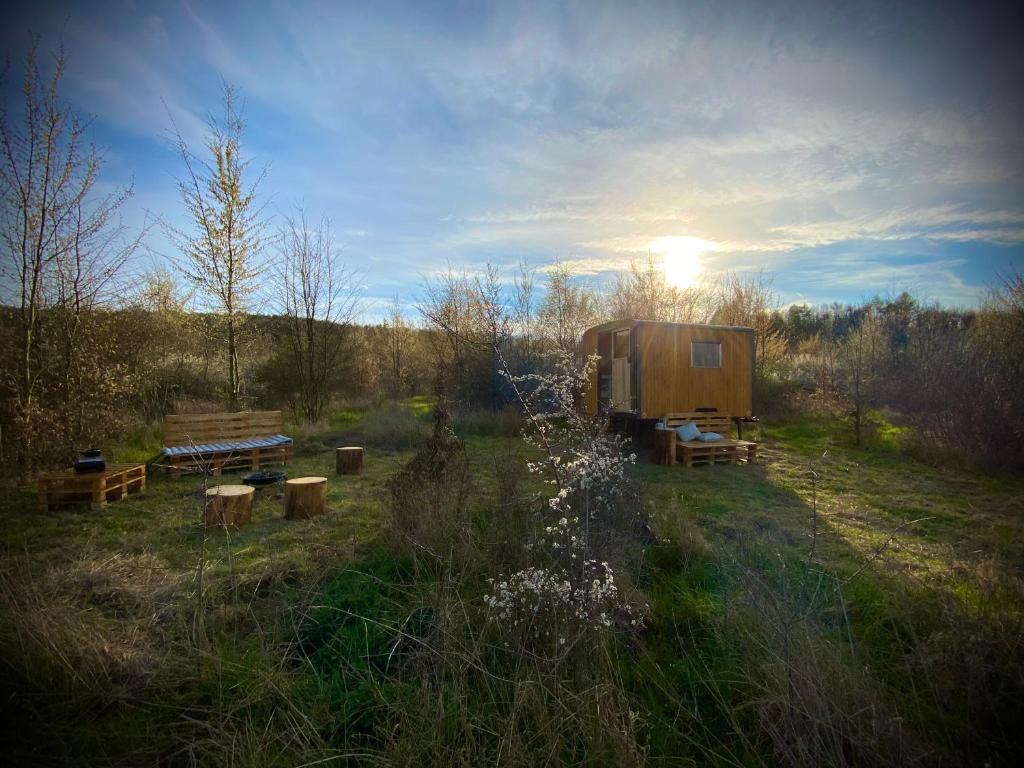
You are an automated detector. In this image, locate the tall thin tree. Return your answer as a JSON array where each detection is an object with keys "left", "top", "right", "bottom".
[
  {"left": 165, "top": 84, "right": 268, "bottom": 410},
  {"left": 383, "top": 297, "right": 409, "bottom": 397}
]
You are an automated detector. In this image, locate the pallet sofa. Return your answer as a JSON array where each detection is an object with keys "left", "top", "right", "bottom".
[
  {"left": 38, "top": 464, "right": 146, "bottom": 510},
  {"left": 655, "top": 411, "right": 757, "bottom": 467},
  {"left": 163, "top": 411, "right": 293, "bottom": 476}
]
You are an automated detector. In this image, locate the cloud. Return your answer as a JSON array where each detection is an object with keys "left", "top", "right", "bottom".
[
  {"left": 2, "top": 0, "right": 1020, "bottom": 316},
  {"left": 763, "top": 206, "right": 1024, "bottom": 250}
]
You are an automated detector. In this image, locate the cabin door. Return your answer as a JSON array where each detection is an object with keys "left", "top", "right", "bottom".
[{"left": 611, "top": 329, "right": 632, "bottom": 411}]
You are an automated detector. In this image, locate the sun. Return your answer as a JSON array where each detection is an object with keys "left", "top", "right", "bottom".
[{"left": 650, "top": 236, "right": 717, "bottom": 289}]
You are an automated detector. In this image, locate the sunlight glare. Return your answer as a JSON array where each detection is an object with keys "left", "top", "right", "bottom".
[{"left": 650, "top": 236, "right": 717, "bottom": 289}]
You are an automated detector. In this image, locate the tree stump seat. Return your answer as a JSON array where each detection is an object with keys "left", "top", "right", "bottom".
[
  {"left": 284, "top": 476, "right": 328, "bottom": 520},
  {"left": 205, "top": 484, "right": 255, "bottom": 528},
  {"left": 335, "top": 447, "right": 364, "bottom": 475}
]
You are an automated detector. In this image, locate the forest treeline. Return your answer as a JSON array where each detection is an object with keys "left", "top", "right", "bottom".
[
  {"left": 2, "top": 255, "right": 1021, "bottom": 472},
  {"left": 1, "top": 44, "right": 1022, "bottom": 473}
]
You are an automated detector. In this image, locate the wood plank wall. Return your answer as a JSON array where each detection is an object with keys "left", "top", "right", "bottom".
[
  {"left": 636, "top": 323, "right": 753, "bottom": 418},
  {"left": 580, "top": 327, "right": 599, "bottom": 414}
]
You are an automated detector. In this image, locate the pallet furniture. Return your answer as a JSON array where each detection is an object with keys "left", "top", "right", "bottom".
[
  {"left": 732, "top": 415, "right": 761, "bottom": 440},
  {"left": 204, "top": 485, "right": 255, "bottom": 528},
  {"left": 653, "top": 427, "right": 676, "bottom": 466},
  {"left": 335, "top": 447, "right": 364, "bottom": 475},
  {"left": 38, "top": 464, "right": 146, "bottom": 510},
  {"left": 285, "top": 477, "right": 327, "bottom": 520},
  {"left": 163, "top": 411, "right": 293, "bottom": 476},
  {"left": 659, "top": 412, "right": 757, "bottom": 467}
]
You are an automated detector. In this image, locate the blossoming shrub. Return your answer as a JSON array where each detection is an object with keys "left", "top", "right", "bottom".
[
  {"left": 483, "top": 353, "right": 645, "bottom": 652},
  {"left": 484, "top": 559, "right": 639, "bottom": 654}
]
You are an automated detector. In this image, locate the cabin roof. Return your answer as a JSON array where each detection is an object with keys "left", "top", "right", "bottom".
[{"left": 582, "top": 319, "right": 755, "bottom": 335}]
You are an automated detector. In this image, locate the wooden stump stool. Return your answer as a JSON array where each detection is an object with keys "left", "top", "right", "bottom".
[
  {"left": 335, "top": 446, "right": 364, "bottom": 475},
  {"left": 285, "top": 476, "right": 328, "bottom": 520},
  {"left": 653, "top": 428, "right": 676, "bottom": 466},
  {"left": 205, "top": 485, "right": 255, "bottom": 528}
]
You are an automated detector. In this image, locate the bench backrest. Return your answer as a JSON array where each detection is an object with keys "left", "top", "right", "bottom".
[
  {"left": 663, "top": 411, "right": 735, "bottom": 437},
  {"left": 164, "top": 411, "right": 283, "bottom": 448}
]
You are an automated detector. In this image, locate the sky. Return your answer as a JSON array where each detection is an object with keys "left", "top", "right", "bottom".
[{"left": 3, "top": 0, "right": 1023, "bottom": 319}]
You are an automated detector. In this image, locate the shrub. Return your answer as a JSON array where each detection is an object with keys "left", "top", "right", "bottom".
[{"left": 386, "top": 402, "right": 469, "bottom": 558}]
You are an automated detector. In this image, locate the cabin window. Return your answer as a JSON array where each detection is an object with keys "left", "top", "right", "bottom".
[
  {"left": 691, "top": 340, "right": 721, "bottom": 368},
  {"left": 613, "top": 330, "right": 630, "bottom": 359}
]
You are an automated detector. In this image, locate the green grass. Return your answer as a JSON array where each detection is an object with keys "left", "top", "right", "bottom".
[
  {"left": 400, "top": 394, "right": 435, "bottom": 415},
  {"left": 635, "top": 413, "right": 1024, "bottom": 763},
  {"left": 2, "top": 404, "right": 1022, "bottom": 765}
]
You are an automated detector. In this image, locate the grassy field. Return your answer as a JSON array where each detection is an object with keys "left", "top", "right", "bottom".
[
  {"left": 633, "top": 415, "right": 1024, "bottom": 764},
  {"left": 1, "top": 403, "right": 1021, "bottom": 765}
]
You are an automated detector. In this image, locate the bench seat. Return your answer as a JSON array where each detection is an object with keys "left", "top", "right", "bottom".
[
  {"left": 163, "top": 412, "right": 293, "bottom": 475},
  {"left": 162, "top": 434, "right": 293, "bottom": 457},
  {"left": 657, "top": 412, "right": 758, "bottom": 467},
  {"left": 675, "top": 438, "right": 757, "bottom": 466}
]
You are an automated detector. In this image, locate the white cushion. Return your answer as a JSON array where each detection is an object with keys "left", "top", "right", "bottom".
[{"left": 675, "top": 422, "right": 701, "bottom": 442}]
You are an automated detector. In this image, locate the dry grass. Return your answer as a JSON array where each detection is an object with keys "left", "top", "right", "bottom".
[
  {"left": 715, "top": 562, "right": 922, "bottom": 768},
  {"left": 2, "top": 407, "right": 1022, "bottom": 765}
]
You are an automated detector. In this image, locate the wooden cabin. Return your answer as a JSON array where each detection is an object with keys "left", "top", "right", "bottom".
[{"left": 580, "top": 320, "right": 755, "bottom": 428}]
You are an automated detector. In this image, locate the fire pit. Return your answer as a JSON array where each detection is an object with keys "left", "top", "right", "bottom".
[{"left": 241, "top": 470, "right": 286, "bottom": 487}]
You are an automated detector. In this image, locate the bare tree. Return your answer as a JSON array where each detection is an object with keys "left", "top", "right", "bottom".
[
  {"left": 0, "top": 39, "right": 139, "bottom": 466},
  {"left": 419, "top": 263, "right": 514, "bottom": 407},
  {"left": 537, "top": 261, "right": 597, "bottom": 355},
  {"left": 473, "top": 264, "right": 512, "bottom": 407},
  {"left": 714, "top": 271, "right": 787, "bottom": 380},
  {"left": 511, "top": 259, "right": 538, "bottom": 371},
  {"left": 836, "top": 307, "right": 883, "bottom": 447},
  {"left": 604, "top": 257, "right": 715, "bottom": 324},
  {"left": 419, "top": 265, "right": 474, "bottom": 394},
  {"left": 382, "top": 296, "right": 410, "bottom": 396},
  {"left": 165, "top": 84, "right": 268, "bottom": 411},
  {"left": 276, "top": 207, "right": 360, "bottom": 422}
]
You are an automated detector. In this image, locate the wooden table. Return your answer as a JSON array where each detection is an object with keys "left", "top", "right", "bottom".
[
  {"left": 732, "top": 416, "right": 760, "bottom": 440},
  {"left": 38, "top": 464, "right": 146, "bottom": 510}
]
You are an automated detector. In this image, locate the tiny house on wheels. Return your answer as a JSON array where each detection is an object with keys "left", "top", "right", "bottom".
[{"left": 580, "top": 319, "right": 755, "bottom": 434}]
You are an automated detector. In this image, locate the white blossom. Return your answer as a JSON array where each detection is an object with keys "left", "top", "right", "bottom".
[{"left": 482, "top": 352, "right": 645, "bottom": 645}]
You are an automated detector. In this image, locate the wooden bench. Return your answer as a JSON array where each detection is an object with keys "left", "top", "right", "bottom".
[
  {"left": 163, "top": 411, "right": 293, "bottom": 476},
  {"left": 656, "top": 412, "right": 757, "bottom": 467}
]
